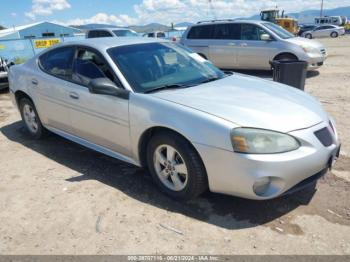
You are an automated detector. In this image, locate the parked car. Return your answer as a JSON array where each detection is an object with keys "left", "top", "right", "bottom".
[
  {"left": 9, "top": 38, "right": 340, "bottom": 200},
  {"left": 0, "top": 57, "right": 9, "bottom": 90},
  {"left": 143, "top": 31, "right": 166, "bottom": 38},
  {"left": 302, "top": 25, "right": 346, "bottom": 39},
  {"left": 180, "top": 20, "right": 327, "bottom": 70},
  {"left": 298, "top": 24, "right": 317, "bottom": 36},
  {"left": 86, "top": 28, "right": 138, "bottom": 38}
]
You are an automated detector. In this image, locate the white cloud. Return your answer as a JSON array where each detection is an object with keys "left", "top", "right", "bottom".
[
  {"left": 132, "top": 0, "right": 350, "bottom": 24},
  {"left": 48, "top": 0, "right": 350, "bottom": 26},
  {"left": 62, "top": 12, "right": 138, "bottom": 26},
  {"left": 25, "top": 0, "right": 71, "bottom": 20}
]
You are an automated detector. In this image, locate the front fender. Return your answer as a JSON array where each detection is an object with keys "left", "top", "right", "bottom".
[{"left": 129, "top": 93, "right": 237, "bottom": 164}]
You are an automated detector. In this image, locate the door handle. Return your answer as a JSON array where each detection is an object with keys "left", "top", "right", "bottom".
[
  {"left": 31, "top": 79, "right": 38, "bottom": 85},
  {"left": 240, "top": 43, "right": 248, "bottom": 47},
  {"left": 69, "top": 92, "right": 79, "bottom": 100}
]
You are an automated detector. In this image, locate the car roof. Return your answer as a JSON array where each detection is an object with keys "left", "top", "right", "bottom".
[
  {"left": 88, "top": 28, "right": 130, "bottom": 31},
  {"left": 56, "top": 37, "right": 168, "bottom": 51},
  {"left": 194, "top": 19, "right": 266, "bottom": 26}
]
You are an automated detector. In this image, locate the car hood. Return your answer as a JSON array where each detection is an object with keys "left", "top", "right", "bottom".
[
  {"left": 150, "top": 74, "right": 329, "bottom": 133},
  {"left": 285, "top": 37, "right": 324, "bottom": 49}
]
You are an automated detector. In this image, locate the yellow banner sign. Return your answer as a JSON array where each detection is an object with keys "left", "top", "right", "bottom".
[{"left": 34, "top": 38, "right": 60, "bottom": 49}]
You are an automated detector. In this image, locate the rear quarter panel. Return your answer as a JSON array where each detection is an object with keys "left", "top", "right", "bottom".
[{"left": 8, "top": 62, "right": 33, "bottom": 106}]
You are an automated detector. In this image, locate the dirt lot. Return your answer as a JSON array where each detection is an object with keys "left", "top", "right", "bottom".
[{"left": 0, "top": 36, "right": 349, "bottom": 255}]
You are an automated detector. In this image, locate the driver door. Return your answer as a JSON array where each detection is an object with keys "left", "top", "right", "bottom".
[{"left": 65, "top": 47, "right": 132, "bottom": 157}]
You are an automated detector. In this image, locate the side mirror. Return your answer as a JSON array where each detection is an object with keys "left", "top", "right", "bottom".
[
  {"left": 88, "top": 78, "right": 130, "bottom": 99},
  {"left": 261, "top": 34, "right": 272, "bottom": 41}
]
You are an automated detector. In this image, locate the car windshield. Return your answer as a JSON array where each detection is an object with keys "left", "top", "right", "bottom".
[
  {"left": 113, "top": 30, "right": 138, "bottom": 37},
  {"left": 108, "top": 42, "right": 225, "bottom": 93},
  {"left": 263, "top": 22, "right": 295, "bottom": 39}
]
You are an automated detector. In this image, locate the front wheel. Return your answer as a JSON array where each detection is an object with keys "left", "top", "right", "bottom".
[
  {"left": 330, "top": 32, "right": 338, "bottom": 38},
  {"left": 146, "top": 132, "right": 208, "bottom": 200},
  {"left": 305, "top": 33, "right": 312, "bottom": 39},
  {"left": 19, "top": 98, "right": 45, "bottom": 139}
]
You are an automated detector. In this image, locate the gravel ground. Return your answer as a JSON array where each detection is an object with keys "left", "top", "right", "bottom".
[{"left": 0, "top": 36, "right": 349, "bottom": 255}]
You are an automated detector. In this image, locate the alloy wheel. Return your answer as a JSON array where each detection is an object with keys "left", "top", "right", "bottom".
[
  {"left": 23, "top": 104, "right": 38, "bottom": 134},
  {"left": 153, "top": 144, "right": 188, "bottom": 191}
]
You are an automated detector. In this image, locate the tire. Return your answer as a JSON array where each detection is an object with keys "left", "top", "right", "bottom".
[
  {"left": 146, "top": 131, "right": 208, "bottom": 200},
  {"left": 305, "top": 33, "right": 312, "bottom": 39},
  {"left": 19, "top": 98, "right": 45, "bottom": 139},
  {"left": 331, "top": 32, "right": 338, "bottom": 38}
]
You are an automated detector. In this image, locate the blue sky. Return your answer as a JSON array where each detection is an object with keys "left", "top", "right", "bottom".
[{"left": 1, "top": 0, "right": 349, "bottom": 27}]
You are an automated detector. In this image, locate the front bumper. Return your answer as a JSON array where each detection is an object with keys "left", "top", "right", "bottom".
[
  {"left": 194, "top": 121, "right": 340, "bottom": 200},
  {"left": 304, "top": 53, "right": 327, "bottom": 69}
]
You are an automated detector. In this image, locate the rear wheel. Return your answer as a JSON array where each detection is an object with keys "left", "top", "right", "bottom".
[
  {"left": 146, "top": 131, "right": 208, "bottom": 200},
  {"left": 19, "top": 98, "right": 45, "bottom": 139},
  {"left": 305, "top": 33, "right": 312, "bottom": 39},
  {"left": 331, "top": 32, "right": 338, "bottom": 38}
]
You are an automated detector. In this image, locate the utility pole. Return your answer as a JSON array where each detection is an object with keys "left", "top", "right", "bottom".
[
  {"left": 320, "top": 0, "right": 324, "bottom": 17},
  {"left": 208, "top": 0, "right": 217, "bottom": 20}
]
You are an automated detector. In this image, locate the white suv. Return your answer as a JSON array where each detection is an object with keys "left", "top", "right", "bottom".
[{"left": 180, "top": 20, "right": 327, "bottom": 70}]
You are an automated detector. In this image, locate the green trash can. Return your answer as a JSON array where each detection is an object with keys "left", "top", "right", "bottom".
[{"left": 270, "top": 60, "right": 308, "bottom": 90}]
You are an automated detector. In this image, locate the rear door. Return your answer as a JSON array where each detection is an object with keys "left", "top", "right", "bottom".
[
  {"left": 35, "top": 46, "right": 75, "bottom": 133},
  {"left": 207, "top": 23, "right": 240, "bottom": 69},
  {"left": 64, "top": 47, "right": 132, "bottom": 157},
  {"left": 236, "top": 23, "right": 278, "bottom": 69}
]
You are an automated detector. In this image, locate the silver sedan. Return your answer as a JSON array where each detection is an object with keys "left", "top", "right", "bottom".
[
  {"left": 302, "top": 25, "right": 346, "bottom": 39},
  {"left": 8, "top": 38, "right": 340, "bottom": 200}
]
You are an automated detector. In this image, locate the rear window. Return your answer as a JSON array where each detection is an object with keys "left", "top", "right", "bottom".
[
  {"left": 88, "top": 30, "right": 113, "bottom": 38},
  {"left": 157, "top": 32, "right": 166, "bottom": 38},
  {"left": 113, "top": 30, "right": 138, "bottom": 37}
]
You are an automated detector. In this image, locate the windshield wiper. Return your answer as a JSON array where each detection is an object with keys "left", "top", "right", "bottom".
[{"left": 144, "top": 83, "right": 194, "bottom": 94}]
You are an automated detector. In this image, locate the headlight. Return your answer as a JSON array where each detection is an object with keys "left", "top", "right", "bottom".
[
  {"left": 301, "top": 45, "right": 319, "bottom": 55},
  {"left": 231, "top": 128, "right": 300, "bottom": 154}
]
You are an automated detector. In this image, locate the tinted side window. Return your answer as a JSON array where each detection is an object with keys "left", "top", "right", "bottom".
[
  {"left": 213, "top": 23, "right": 240, "bottom": 39},
  {"left": 39, "top": 47, "right": 75, "bottom": 79},
  {"left": 187, "top": 25, "right": 213, "bottom": 39},
  {"left": 241, "top": 24, "right": 268, "bottom": 41},
  {"left": 88, "top": 30, "right": 112, "bottom": 38},
  {"left": 88, "top": 31, "right": 98, "bottom": 38},
  {"left": 98, "top": 30, "right": 113, "bottom": 37},
  {"left": 72, "top": 49, "right": 117, "bottom": 86}
]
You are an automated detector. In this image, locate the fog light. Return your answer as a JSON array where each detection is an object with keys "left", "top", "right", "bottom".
[{"left": 253, "top": 177, "right": 271, "bottom": 196}]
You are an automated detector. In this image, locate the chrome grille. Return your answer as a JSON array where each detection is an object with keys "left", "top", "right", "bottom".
[{"left": 320, "top": 49, "right": 326, "bottom": 55}]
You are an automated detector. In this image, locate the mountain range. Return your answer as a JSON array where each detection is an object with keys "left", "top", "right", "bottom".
[{"left": 71, "top": 6, "right": 350, "bottom": 33}]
